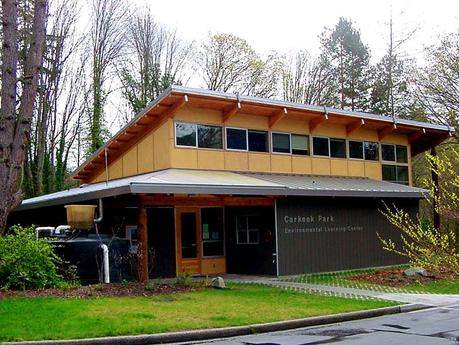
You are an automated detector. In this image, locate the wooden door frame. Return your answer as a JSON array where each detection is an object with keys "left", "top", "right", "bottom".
[{"left": 175, "top": 207, "right": 202, "bottom": 275}]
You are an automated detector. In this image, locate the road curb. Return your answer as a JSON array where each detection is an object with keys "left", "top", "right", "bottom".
[{"left": 2, "top": 304, "right": 431, "bottom": 345}]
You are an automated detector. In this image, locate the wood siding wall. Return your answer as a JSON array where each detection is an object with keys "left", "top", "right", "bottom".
[{"left": 88, "top": 107, "right": 412, "bottom": 184}]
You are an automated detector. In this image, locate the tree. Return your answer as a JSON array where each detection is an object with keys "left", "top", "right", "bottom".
[
  {"left": 412, "top": 32, "right": 459, "bottom": 143},
  {"left": 379, "top": 150, "right": 459, "bottom": 275},
  {"left": 119, "top": 8, "right": 193, "bottom": 117},
  {"left": 197, "top": 33, "right": 279, "bottom": 97},
  {"left": 87, "top": 0, "right": 129, "bottom": 154},
  {"left": 369, "top": 15, "right": 416, "bottom": 118},
  {"left": 0, "top": 0, "right": 48, "bottom": 234},
  {"left": 280, "top": 50, "right": 338, "bottom": 106},
  {"left": 320, "top": 18, "right": 370, "bottom": 111}
]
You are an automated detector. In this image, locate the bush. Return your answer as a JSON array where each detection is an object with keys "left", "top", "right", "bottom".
[{"left": 0, "top": 225, "right": 65, "bottom": 290}]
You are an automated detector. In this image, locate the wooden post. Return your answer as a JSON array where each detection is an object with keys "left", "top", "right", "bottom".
[
  {"left": 137, "top": 207, "right": 149, "bottom": 283},
  {"left": 431, "top": 147, "right": 441, "bottom": 230}
]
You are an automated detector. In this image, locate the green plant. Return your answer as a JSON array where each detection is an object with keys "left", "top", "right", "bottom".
[
  {"left": 0, "top": 225, "right": 65, "bottom": 290},
  {"left": 175, "top": 271, "right": 192, "bottom": 285},
  {"left": 144, "top": 281, "right": 156, "bottom": 291}
]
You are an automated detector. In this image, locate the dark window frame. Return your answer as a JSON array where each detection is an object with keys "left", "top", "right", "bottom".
[
  {"left": 291, "top": 134, "right": 310, "bottom": 156},
  {"left": 248, "top": 129, "right": 269, "bottom": 153},
  {"left": 312, "top": 136, "right": 330, "bottom": 157},
  {"left": 225, "top": 127, "right": 248, "bottom": 151},
  {"left": 197, "top": 124, "right": 223, "bottom": 149},
  {"left": 175, "top": 122, "right": 197, "bottom": 147},
  {"left": 236, "top": 214, "right": 260, "bottom": 245},
  {"left": 381, "top": 143, "right": 396, "bottom": 162},
  {"left": 330, "top": 138, "right": 347, "bottom": 158},
  {"left": 201, "top": 207, "right": 225, "bottom": 258},
  {"left": 364, "top": 141, "right": 379, "bottom": 161},
  {"left": 396, "top": 145, "right": 408, "bottom": 163},
  {"left": 271, "top": 131, "right": 291, "bottom": 154},
  {"left": 348, "top": 140, "right": 364, "bottom": 159}
]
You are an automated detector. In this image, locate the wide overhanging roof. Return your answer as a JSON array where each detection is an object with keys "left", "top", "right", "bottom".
[
  {"left": 73, "top": 85, "right": 454, "bottom": 182},
  {"left": 18, "top": 169, "right": 426, "bottom": 211}
]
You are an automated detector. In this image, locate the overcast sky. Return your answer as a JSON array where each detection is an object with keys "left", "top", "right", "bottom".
[{"left": 132, "top": 0, "right": 458, "bottom": 63}]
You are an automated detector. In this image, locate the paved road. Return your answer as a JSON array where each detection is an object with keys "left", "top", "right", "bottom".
[{"left": 180, "top": 305, "right": 459, "bottom": 345}]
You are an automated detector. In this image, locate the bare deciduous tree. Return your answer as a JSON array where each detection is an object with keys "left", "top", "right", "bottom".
[{"left": 0, "top": 0, "right": 48, "bottom": 233}]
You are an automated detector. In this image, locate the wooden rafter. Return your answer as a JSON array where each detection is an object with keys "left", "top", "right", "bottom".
[
  {"left": 378, "top": 123, "right": 397, "bottom": 141},
  {"left": 222, "top": 102, "right": 241, "bottom": 123},
  {"left": 408, "top": 128, "right": 426, "bottom": 143},
  {"left": 269, "top": 107, "right": 288, "bottom": 128},
  {"left": 309, "top": 113, "right": 329, "bottom": 133},
  {"left": 164, "top": 95, "right": 188, "bottom": 119},
  {"left": 346, "top": 118, "right": 365, "bottom": 136}
]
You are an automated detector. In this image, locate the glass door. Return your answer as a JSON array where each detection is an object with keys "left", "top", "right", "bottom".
[{"left": 175, "top": 208, "right": 201, "bottom": 274}]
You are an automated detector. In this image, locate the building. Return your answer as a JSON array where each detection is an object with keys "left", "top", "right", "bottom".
[{"left": 14, "top": 86, "right": 453, "bottom": 279}]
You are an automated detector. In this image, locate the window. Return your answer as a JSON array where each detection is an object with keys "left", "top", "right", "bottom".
[
  {"left": 381, "top": 144, "right": 396, "bottom": 161},
  {"left": 226, "top": 128, "right": 247, "bottom": 150},
  {"left": 248, "top": 130, "right": 268, "bottom": 152},
  {"left": 201, "top": 208, "right": 224, "bottom": 257},
  {"left": 272, "top": 132, "right": 290, "bottom": 153},
  {"left": 330, "top": 138, "right": 346, "bottom": 158},
  {"left": 364, "top": 141, "right": 379, "bottom": 160},
  {"left": 349, "top": 140, "right": 364, "bottom": 159},
  {"left": 396, "top": 145, "right": 408, "bottom": 163},
  {"left": 313, "top": 137, "right": 329, "bottom": 156},
  {"left": 236, "top": 215, "right": 260, "bottom": 244},
  {"left": 291, "top": 134, "right": 309, "bottom": 155},
  {"left": 382, "top": 165, "right": 409, "bottom": 185},
  {"left": 175, "top": 122, "right": 196, "bottom": 147},
  {"left": 198, "top": 125, "right": 222, "bottom": 149}
]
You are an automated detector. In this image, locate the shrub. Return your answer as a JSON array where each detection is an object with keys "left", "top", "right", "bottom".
[{"left": 0, "top": 225, "right": 65, "bottom": 290}]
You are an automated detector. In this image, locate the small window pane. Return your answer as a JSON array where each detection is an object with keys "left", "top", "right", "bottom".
[
  {"left": 396, "top": 145, "right": 408, "bottom": 163},
  {"left": 176, "top": 123, "right": 196, "bottom": 147},
  {"left": 291, "top": 134, "right": 309, "bottom": 155},
  {"left": 198, "top": 125, "right": 222, "bottom": 149},
  {"left": 381, "top": 144, "right": 396, "bottom": 161},
  {"left": 237, "top": 231, "right": 247, "bottom": 244},
  {"left": 382, "top": 165, "right": 397, "bottom": 182},
  {"left": 313, "top": 137, "right": 329, "bottom": 156},
  {"left": 330, "top": 138, "right": 346, "bottom": 158},
  {"left": 248, "top": 130, "right": 268, "bottom": 152},
  {"left": 272, "top": 133, "right": 290, "bottom": 153},
  {"left": 364, "top": 141, "right": 379, "bottom": 160},
  {"left": 349, "top": 141, "right": 364, "bottom": 159},
  {"left": 248, "top": 230, "right": 259, "bottom": 244},
  {"left": 226, "top": 128, "right": 247, "bottom": 150},
  {"left": 397, "top": 166, "right": 409, "bottom": 184}
]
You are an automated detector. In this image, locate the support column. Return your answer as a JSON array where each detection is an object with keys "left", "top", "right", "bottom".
[{"left": 137, "top": 206, "right": 149, "bottom": 283}]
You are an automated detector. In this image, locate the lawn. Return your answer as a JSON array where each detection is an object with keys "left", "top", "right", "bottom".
[{"left": 0, "top": 283, "right": 395, "bottom": 342}]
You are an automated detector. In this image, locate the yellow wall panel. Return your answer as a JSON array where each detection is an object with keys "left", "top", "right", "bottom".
[
  {"left": 271, "top": 154, "right": 292, "bottom": 173},
  {"left": 314, "top": 123, "right": 346, "bottom": 138},
  {"left": 272, "top": 118, "right": 310, "bottom": 134},
  {"left": 171, "top": 148, "right": 198, "bottom": 169},
  {"left": 382, "top": 133, "right": 409, "bottom": 145},
  {"left": 365, "top": 162, "right": 382, "bottom": 180},
  {"left": 292, "top": 156, "right": 312, "bottom": 174},
  {"left": 201, "top": 257, "right": 226, "bottom": 275},
  {"left": 248, "top": 153, "right": 271, "bottom": 172},
  {"left": 137, "top": 133, "right": 154, "bottom": 174},
  {"left": 122, "top": 146, "right": 138, "bottom": 177},
  {"left": 224, "top": 151, "right": 249, "bottom": 171},
  {"left": 225, "top": 113, "right": 268, "bottom": 129},
  {"left": 154, "top": 120, "right": 171, "bottom": 170},
  {"left": 330, "top": 159, "right": 348, "bottom": 176},
  {"left": 311, "top": 157, "right": 331, "bottom": 175},
  {"left": 349, "top": 128, "right": 378, "bottom": 141},
  {"left": 348, "top": 160, "right": 365, "bottom": 176},
  {"left": 197, "top": 150, "right": 225, "bottom": 170},
  {"left": 174, "top": 107, "right": 221, "bottom": 125},
  {"left": 109, "top": 158, "right": 123, "bottom": 180}
]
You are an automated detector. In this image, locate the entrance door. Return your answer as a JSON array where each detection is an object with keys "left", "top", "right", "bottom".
[{"left": 176, "top": 208, "right": 201, "bottom": 274}]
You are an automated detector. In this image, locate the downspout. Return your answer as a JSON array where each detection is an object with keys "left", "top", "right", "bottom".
[{"left": 94, "top": 198, "right": 109, "bottom": 283}]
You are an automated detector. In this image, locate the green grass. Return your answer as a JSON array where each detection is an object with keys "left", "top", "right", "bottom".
[
  {"left": 0, "top": 283, "right": 395, "bottom": 342},
  {"left": 400, "top": 280, "right": 459, "bottom": 294}
]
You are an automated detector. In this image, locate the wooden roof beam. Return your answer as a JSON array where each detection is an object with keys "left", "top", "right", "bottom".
[
  {"left": 269, "top": 107, "right": 288, "bottom": 128},
  {"left": 164, "top": 95, "right": 188, "bottom": 119},
  {"left": 346, "top": 118, "right": 365, "bottom": 136},
  {"left": 378, "top": 123, "right": 397, "bottom": 141},
  {"left": 223, "top": 101, "right": 241, "bottom": 123},
  {"left": 408, "top": 128, "right": 426, "bottom": 143},
  {"left": 309, "top": 113, "right": 329, "bottom": 133}
]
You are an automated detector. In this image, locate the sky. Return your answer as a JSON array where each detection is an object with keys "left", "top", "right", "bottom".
[{"left": 131, "top": 0, "right": 459, "bottom": 64}]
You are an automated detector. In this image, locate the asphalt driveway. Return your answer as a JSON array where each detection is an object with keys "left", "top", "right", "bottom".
[{"left": 182, "top": 305, "right": 459, "bottom": 345}]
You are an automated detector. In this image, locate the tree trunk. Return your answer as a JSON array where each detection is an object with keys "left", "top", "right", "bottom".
[
  {"left": 0, "top": 0, "right": 48, "bottom": 234},
  {"left": 431, "top": 147, "right": 441, "bottom": 230}
]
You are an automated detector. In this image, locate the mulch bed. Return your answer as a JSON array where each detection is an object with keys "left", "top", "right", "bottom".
[
  {"left": 348, "top": 268, "right": 457, "bottom": 287},
  {"left": 0, "top": 283, "right": 202, "bottom": 299}
]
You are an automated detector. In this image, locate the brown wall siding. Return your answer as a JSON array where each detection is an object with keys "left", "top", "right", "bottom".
[{"left": 276, "top": 197, "right": 418, "bottom": 275}]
